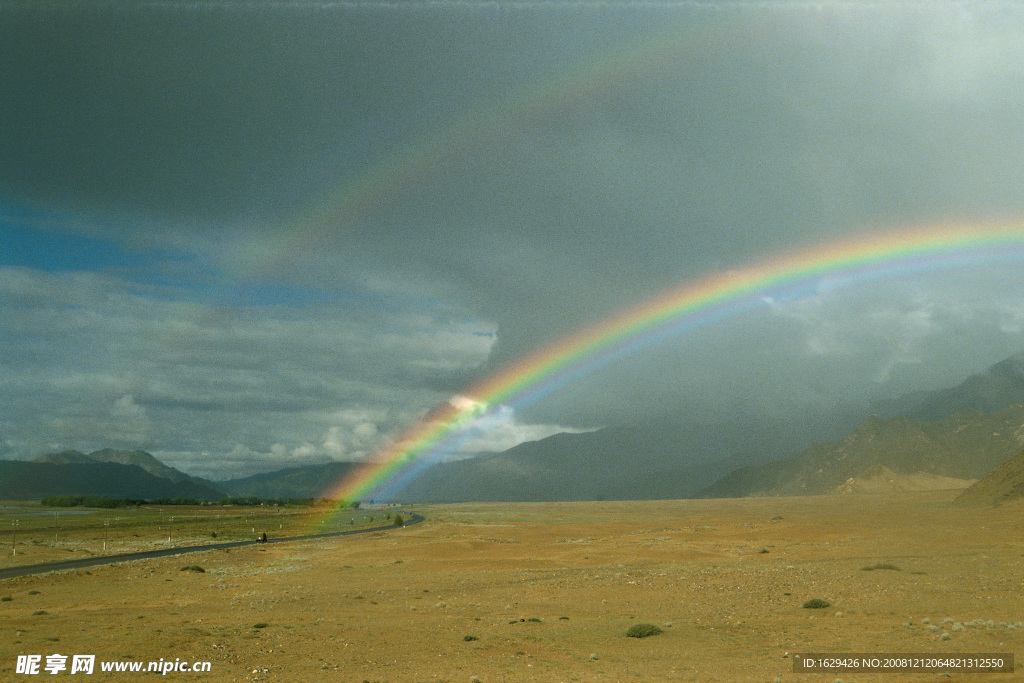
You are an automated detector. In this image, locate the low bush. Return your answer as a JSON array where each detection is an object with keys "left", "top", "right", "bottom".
[
  {"left": 626, "top": 623, "right": 663, "bottom": 638},
  {"left": 802, "top": 598, "right": 831, "bottom": 609}
]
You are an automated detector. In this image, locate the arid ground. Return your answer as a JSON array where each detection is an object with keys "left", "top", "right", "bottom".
[{"left": 2, "top": 492, "right": 1022, "bottom": 682}]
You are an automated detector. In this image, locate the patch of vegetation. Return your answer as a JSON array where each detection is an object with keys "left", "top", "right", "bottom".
[
  {"left": 1, "top": 596, "right": 12, "bottom": 602},
  {"left": 559, "top": 616, "right": 569, "bottom": 620},
  {"left": 41, "top": 495, "right": 147, "bottom": 508},
  {"left": 802, "top": 598, "right": 831, "bottom": 609},
  {"left": 861, "top": 563, "right": 901, "bottom": 571},
  {"left": 393, "top": 514, "right": 405, "bottom": 527},
  {"left": 527, "top": 617, "right": 542, "bottom": 623},
  {"left": 758, "top": 548, "right": 770, "bottom": 554},
  {"left": 253, "top": 623, "right": 269, "bottom": 629},
  {"left": 180, "top": 565, "right": 205, "bottom": 573},
  {"left": 32, "top": 610, "right": 48, "bottom": 616},
  {"left": 625, "top": 623, "right": 663, "bottom": 638},
  {"left": 27, "top": 591, "right": 40, "bottom": 595},
  {"left": 463, "top": 635, "right": 478, "bottom": 642}
]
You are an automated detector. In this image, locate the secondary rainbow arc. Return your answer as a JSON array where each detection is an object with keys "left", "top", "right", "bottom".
[{"left": 310, "top": 218, "right": 1024, "bottom": 515}]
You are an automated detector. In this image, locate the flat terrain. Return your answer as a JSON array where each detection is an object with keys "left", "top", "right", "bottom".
[
  {"left": 0, "top": 503, "right": 380, "bottom": 568},
  {"left": 1, "top": 492, "right": 1022, "bottom": 682}
]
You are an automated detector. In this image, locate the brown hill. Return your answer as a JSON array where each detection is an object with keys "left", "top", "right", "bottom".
[
  {"left": 954, "top": 448, "right": 1024, "bottom": 506},
  {"left": 833, "top": 464, "right": 974, "bottom": 495}
]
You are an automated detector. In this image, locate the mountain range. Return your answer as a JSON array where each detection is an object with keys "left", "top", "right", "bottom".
[
  {"left": 393, "top": 410, "right": 864, "bottom": 502},
  {"left": 397, "top": 351, "right": 1024, "bottom": 502},
  {"left": 7, "top": 351, "right": 1024, "bottom": 503},
  {"left": 217, "top": 461, "right": 360, "bottom": 499},
  {"left": 701, "top": 404, "right": 1024, "bottom": 497},
  {"left": 0, "top": 451, "right": 225, "bottom": 501}
]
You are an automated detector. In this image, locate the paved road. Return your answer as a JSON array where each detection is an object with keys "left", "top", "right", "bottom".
[{"left": 0, "top": 512, "right": 424, "bottom": 580}]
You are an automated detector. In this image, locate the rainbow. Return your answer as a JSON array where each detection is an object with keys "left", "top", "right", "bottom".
[
  {"left": 225, "top": 8, "right": 734, "bottom": 279},
  {"left": 316, "top": 218, "right": 1024, "bottom": 510}
]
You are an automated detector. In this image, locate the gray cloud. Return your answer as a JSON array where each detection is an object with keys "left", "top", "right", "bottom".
[
  {"left": 5, "top": 2, "right": 1024, "bottom": 475},
  {"left": 0, "top": 266, "right": 520, "bottom": 476}
]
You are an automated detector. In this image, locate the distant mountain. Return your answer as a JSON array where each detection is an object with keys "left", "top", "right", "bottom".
[
  {"left": 883, "top": 351, "right": 1024, "bottom": 421},
  {"left": 0, "top": 461, "right": 225, "bottom": 500},
  {"left": 394, "top": 412, "right": 863, "bottom": 503},
  {"left": 34, "top": 450, "right": 97, "bottom": 465},
  {"left": 217, "top": 461, "right": 361, "bottom": 499},
  {"left": 702, "top": 403, "right": 1024, "bottom": 498},
  {"left": 954, "top": 448, "right": 1024, "bottom": 506},
  {"left": 34, "top": 448, "right": 223, "bottom": 492}
]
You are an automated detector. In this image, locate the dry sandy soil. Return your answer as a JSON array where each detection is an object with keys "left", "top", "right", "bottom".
[{"left": 1, "top": 491, "right": 1022, "bottom": 682}]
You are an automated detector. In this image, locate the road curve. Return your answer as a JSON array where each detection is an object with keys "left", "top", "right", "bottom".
[{"left": 0, "top": 512, "right": 424, "bottom": 580}]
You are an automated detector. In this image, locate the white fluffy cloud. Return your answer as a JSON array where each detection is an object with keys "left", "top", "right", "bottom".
[{"left": 0, "top": 265, "right": 500, "bottom": 478}]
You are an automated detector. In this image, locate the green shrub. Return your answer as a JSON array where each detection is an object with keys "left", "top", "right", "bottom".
[
  {"left": 1, "top": 596, "right": 11, "bottom": 602},
  {"left": 625, "top": 623, "right": 663, "bottom": 638},
  {"left": 463, "top": 634, "right": 478, "bottom": 642},
  {"left": 393, "top": 514, "right": 405, "bottom": 527},
  {"left": 180, "top": 565, "right": 205, "bottom": 573},
  {"left": 802, "top": 598, "right": 831, "bottom": 609},
  {"left": 253, "top": 623, "right": 269, "bottom": 629}
]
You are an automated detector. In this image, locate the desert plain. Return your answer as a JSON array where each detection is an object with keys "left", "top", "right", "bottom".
[{"left": 1, "top": 491, "right": 1022, "bottom": 682}]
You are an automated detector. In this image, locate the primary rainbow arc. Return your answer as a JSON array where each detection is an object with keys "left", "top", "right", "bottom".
[{"left": 318, "top": 218, "right": 1024, "bottom": 509}]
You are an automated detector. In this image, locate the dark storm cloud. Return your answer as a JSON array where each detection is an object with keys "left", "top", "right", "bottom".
[{"left": 5, "top": 1, "right": 1024, "bottom": 473}]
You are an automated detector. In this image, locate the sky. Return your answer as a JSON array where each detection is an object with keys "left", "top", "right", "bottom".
[{"left": 5, "top": 0, "right": 1024, "bottom": 480}]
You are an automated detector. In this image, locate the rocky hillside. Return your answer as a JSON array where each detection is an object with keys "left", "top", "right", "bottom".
[
  {"left": 702, "top": 403, "right": 1024, "bottom": 498},
  {"left": 954, "top": 448, "right": 1024, "bottom": 506}
]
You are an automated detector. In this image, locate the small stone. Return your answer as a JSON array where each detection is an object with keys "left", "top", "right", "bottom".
[
  {"left": 834, "top": 611, "right": 843, "bottom": 618},
  {"left": 589, "top": 653, "right": 598, "bottom": 661}
]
